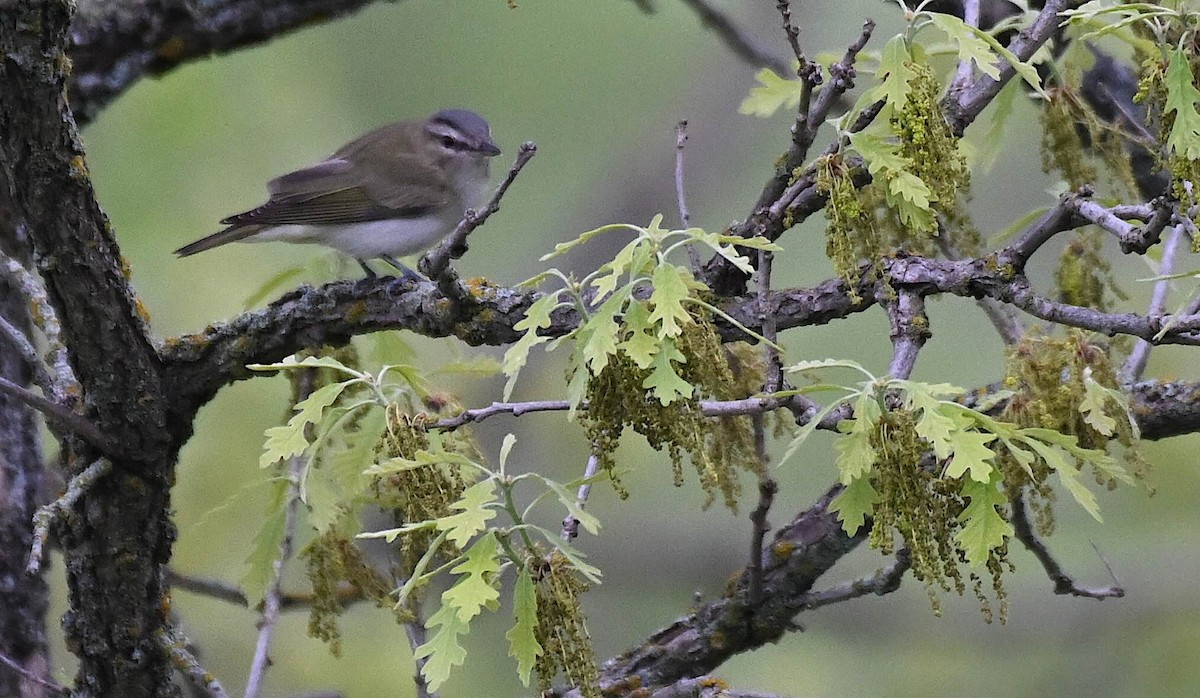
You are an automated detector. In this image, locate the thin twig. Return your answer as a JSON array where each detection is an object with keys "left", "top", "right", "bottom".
[
  {"left": 1011, "top": 497, "right": 1124, "bottom": 599},
  {"left": 794, "top": 548, "right": 911, "bottom": 611},
  {"left": 679, "top": 0, "right": 790, "bottom": 75},
  {"left": 0, "top": 251, "right": 79, "bottom": 402},
  {"left": 675, "top": 120, "right": 702, "bottom": 272},
  {"left": 562, "top": 453, "right": 601, "bottom": 540},
  {"left": 952, "top": 0, "right": 982, "bottom": 92},
  {"left": 403, "top": 598, "right": 435, "bottom": 698},
  {"left": 246, "top": 369, "right": 315, "bottom": 698},
  {"left": 28, "top": 458, "right": 112, "bottom": 574},
  {"left": 420, "top": 142, "right": 538, "bottom": 282},
  {"left": 0, "top": 375, "right": 118, "bottom": 455},
  {"left": 1123, "top": 223, "right": 1185, "bottom": 382},
  {"left": 167, "top": 569, "right": 366, "bottom": 610},
  {"left": 432, "top": 395, "right": 830, "bottom": 432},
  {"left": 746, "top": 477, "right": 778, "bottom": 606},
  {"left": 0, "top": 650, "right": 68, "bottom": 695},
  {"left": 157, "top": 626, "right": 230, "bottom": 698},
  {"left": 0, "top": 312, "right": 54, "bottom": 390},
  {"left": 884, "top": 291, "right": 928, "bottom": 380}
]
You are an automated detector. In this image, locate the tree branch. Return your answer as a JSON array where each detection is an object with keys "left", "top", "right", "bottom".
[{"left": 67, "top": 0, "right": 389, "bottom": 125}]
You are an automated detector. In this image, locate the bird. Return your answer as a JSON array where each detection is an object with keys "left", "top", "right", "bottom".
[{"left": 175, "top": 108, "right": 502, "bottom": 277}]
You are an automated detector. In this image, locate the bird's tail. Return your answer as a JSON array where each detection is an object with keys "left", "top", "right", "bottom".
[{"left": 174, "top": 225, "right": 264, "bottom": 257}]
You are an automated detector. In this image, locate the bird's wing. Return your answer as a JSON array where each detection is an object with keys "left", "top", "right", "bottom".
[{"left": 220, "top": 155, "right": 451, "bottom": 227}]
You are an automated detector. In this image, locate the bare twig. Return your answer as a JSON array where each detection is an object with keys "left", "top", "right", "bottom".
[
  {"left": 675, "top": 121, "right": 702, "bottom": 272},
  {"left": 776, "top": 0, "right": 805, "bottom": 68},
  {"left": 884, "top": 291, "right": 929, "bottom": 380},
  {"left": 1011, "top": 497, "right": 1124, "bottom": 599},
  {"left": 794, "top": 548, "right": 911, "bottom": 611},
  {"left": 679, "top": 0, "right": 790, "bottom": 75},
  {"left": 0, "top": 312, "right": 53, "bottom": 389},
  {"left": 28, "top": 458, "right": 112, "bottom": 574},
  {"left": 420, "top": 142, "right": 538, "bottom": 283},
  {"left": 952, "top": 0, "right": 982, "bottom": 92},
  {"left": 0, "top": 650, "right": 68, "bottom": 695},
  {"left": 403, "top": 600, "right": 435, "bottom": 698},
  {"left": 0, "top": 375, "right": 118, "bottom": 455},
  {"left": 246, "top": 370, "right": 315, "bottom": 698},
  {"left": 562, "top": 453, "right": 601, "bottom": 540},
  {"left": 1123, "top": 223, "right": 1186, "bottom": 382},
  {"left": 167, "top": 569, "right": 366, "bottom": 610},
  {"left": 746, "top": 477, "right": 778, "bottom": 606},
  {"left": 0, "top": 251, "right": 79, "bottom": 402},
  {"left": 157, "top": 626, "right": 230, "bottom": 698}
]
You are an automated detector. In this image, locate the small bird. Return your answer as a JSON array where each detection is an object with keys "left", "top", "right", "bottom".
[{"left": 175, "top": 109, "right": 502, "bottom": 276}]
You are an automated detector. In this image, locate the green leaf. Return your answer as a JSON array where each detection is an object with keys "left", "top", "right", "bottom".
[
  {"left": 954, "top": 470, "right": 1014, "bottom": 567},
  {"left": 1080, "top": 369, "right": 1118, "bottom": 436},
  {"left": 1024, "top": 438, "right": 1101, "bottom": 521},
  {"left": 978, "top": 77, "right": 1019, "bottom": 172},
  {"left": 830, "top": 475, "right": 879, "bottom": 535},
  {"left": 532, "top": 529, "right": 603, "bottom": 584},
  {"left": 927, "top": 12, "right": 1045, "bottom": 96},
  {"left": 927, "top": 12, "right": 1001, "bottom": 79},
  {"left": 739, "top": 68, "right": 803, "bottom": 117},
  {"left": 541, "top": 222, "right": 645, "bottom": 260},
  {"left": 414, "top": 601, "right": 470, "bottom": 691},
  {"left": 834, "top": 428, "right": 877, "bottom": 484},
  {"left": 502, "top": 291, "right": 562, "bottom": 400},
  {"left": 875, "top": 35, "right": 917, "bottom": 108},
  {"left": 506, "top": 567, "right": 543, "bottom": 686},
  {"left": 785, "top": 357, "right": 876, "bottom": 381},
  {"left": 618, "top": 300, "right": 660, "bottom": 370},
  {"left": 305, "top": 407, "right": 384, "bottom": 532},
  {"left": 436, "top": 480, "right": 499, "bottom": 548},
  {"left": 443, "top": 532, "right": 501, "bottom": 623},
  {"left": 908, "top": 388, "right": 957, "bottom": 459},
  {"left": 943, "top": 430, "right": 998, "bottom": 483},
  {"left": 647, "top": 264, "right": 692, "bottom": 338},
  {"left": 591, "top": 237, "right": 645, "bottom": 300},
  {"left": 248, "top": 355, "right": 361, "bottom": 376},
  {"left": 241, "top": 478, "right": 289, "bottom": 605},
  {"left": 529, "top": 474, "right": 602, "bottom": 535},
  {"left": 259, "top": 381, "right": 354, "bottom": 468},
  {"left": 579, "top": 287, "right": 631, "bottom": 375},
  {"left": 1165, "top": 47, "right": 1200, "bottom": 160},
  {"left": 642, "top": 337, "right": 693, "bottom": 405}
]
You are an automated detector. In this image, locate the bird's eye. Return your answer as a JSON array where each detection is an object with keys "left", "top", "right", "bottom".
[{"left": 440, "top": 135, "right": 456, "bottom": 148}]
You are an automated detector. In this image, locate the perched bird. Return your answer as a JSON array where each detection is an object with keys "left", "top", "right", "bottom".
[{"left": 175, "top": 109, "right": 502, "bottom": 276}]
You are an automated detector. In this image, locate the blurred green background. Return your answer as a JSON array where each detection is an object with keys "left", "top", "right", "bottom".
[{"left": 55, "top": 1, "right": 1200, "bottom": 696}]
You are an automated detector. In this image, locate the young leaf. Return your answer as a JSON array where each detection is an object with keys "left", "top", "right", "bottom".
[
  {"left": 954, "top": 470, "right": 1014, "bottom": 567},
  {"left": 413, "top": 601, "right": 470, "bottom": 691},
  {"left": 830, "top": 475, "right": 879, "bottom": 535},
  {"left": 874, "top": 34, "right": 917, "bottom": 108},
  {"left": 647, "top": 264, "right": 692, "bottom": 338},
  {"left": 248, "top": 355, "right": 361, "bottom": 376},
  {"left": 529, "top": 474, "right": 602, "bottom": 536},
  {"left": 1165, "top": 47, "right": 1200, "bottom": 160},
  {"left": 1080, "top": 368, "right": 1118, "bottom": 436},
  {"left": 506, "top": 566, "right": 543, "bottom": 686},
  {"left": 579, "top": 287, "right": 631, "bottom": 375},
  {"left": 927, "top": 12, "right": 1045, "bottom": 96},
  {"left": 436, "top": 480, "right": 499, "bottom": 548},
  {"left": 1023, "top": 438, "right": 1101, "bottom": 521},
  {"left": 943, "top": 429, "right": 998, "bottom": 483},
  {"left": 502, "top": 290, "right": 562, "bottom": 400},
  {"left": 739, "top": 68, "right": 803, "bottom": 117},
  {"left": 442, "top": 532, "right": 502, "bottom": 623},
  {"left": 642, "top": 337, "right": 694, "bottom": 405},
  {"left": 259, "top": 380, "right": 354, "bottom": 468},
  {"left": 834, "top": 428, "right": 877, "bottom": 484},
  {"left": 908, "top": 388, "right": 957, "bottom": 459},
  {"left": 618, "top": 300, "right": 660, "bottom": 370},
  {"left": 241, "top": 478, "right": 289, "bottom": 605}
]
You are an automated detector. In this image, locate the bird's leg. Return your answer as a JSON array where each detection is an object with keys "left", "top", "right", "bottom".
[
  {"left": 380, "top": 255, "right": 423, "bottom": 281},
  {"left": 357, "top": 259, "right": 378, "bottom": 278}
]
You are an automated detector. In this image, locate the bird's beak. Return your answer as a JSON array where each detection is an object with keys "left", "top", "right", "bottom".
[{"left": 477, "top": 140, "right": 502, "bottom": 157}]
